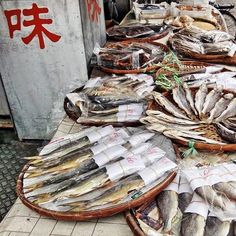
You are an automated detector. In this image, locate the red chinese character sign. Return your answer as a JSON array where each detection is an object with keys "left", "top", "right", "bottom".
[
  {"left": 86, "top": 0, "right": 101, "bottom": 23},
  {"left": 4, "top": 3, "right": 61, "bottom": 49}
]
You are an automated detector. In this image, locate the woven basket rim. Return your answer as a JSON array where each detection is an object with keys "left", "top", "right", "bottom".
[{"left": 17, "top": 165, "right": 176, "bottom": 221}]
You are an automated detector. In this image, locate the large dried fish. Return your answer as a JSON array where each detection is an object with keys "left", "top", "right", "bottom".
[
  {"left": 178, "top": 192, "right": 193, "bottom": 213},
  {"left": 156, "top": 190, "right": 178, "bottom": 232},
  {"left": 181, "top": 213, "right": 205, "bottom": 236},
  {"left": 172, "top": 85, "right": 196, "bottom": 119},
  {"left": 183, "top": 83, "right": 198, "bottom": 116},
  {"left": 152, "top": 91, "right": 190, "bottom": 120},
  {"left": 205, "top": 216, "right": 231, "bottom": 236},
  {"left": 207, "top": 93, "right": 234, "bottom": 123},
  {"left": 201, "top": 85, "right": 223, "bottom": 118},
  {"left": 194, "top": 83, "right": 208, "bottom": 118},
  {"left": 213, "top": 182, "right": 236, "bottom": 201},
  {"left": 215, "top": 98, "right": 236, "bottom": 122}
]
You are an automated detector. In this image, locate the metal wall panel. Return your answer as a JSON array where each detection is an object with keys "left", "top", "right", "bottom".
[
  {"left": 79, "top": 0, "right": 106, "bottom": 63},
  {"left": 0, "top": 78, "right": 10, "bottom": 116},
  {"left": 0, "top": 0, "right": 89, "bottom": 139}
]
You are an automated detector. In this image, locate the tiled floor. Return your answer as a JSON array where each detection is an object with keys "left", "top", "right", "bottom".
[{"left": 0, "top": 117, "right": 133, "bottom": 236}]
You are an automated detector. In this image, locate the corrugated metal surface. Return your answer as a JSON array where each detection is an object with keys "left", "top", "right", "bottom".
[
  {"left": 0, "top": 0, "right": 105, "bottom": 140},
  {"left": 0, "top": 78, "right": 10, "bottom": 116}
]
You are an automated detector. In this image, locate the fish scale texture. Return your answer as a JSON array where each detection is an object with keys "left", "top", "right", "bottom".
[{"left": 0, "top": 142, "right": 41, "bottom": 222}]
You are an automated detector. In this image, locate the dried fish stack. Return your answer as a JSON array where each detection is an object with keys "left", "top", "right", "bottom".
[
  {"left": 66, "top": 74, "right": 155, "bottom": 124},
  {"left": 91, "top": 42, "right": 166, "bottom": 70},
  {"left": 141, "top": 83, "right": 236, "bottom": 146},
  {"left": 21, "top": 126, "right": 177, "bottom": 213}
]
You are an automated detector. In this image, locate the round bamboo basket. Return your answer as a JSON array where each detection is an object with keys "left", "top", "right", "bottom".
[
  {"left": 16, "top": 165, "right": 176, "bottom": 221},
  {"left": 99, "top": 42, "right": 170, "bottom": 74}
]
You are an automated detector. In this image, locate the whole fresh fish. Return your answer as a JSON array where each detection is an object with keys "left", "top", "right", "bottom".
[
  {"left": 207, "top": 93, "right": 234, "bottom": 123},
  {"left": 172, "top": 85, "right": 196, "bottom": 120},
  {"left": 181, "top": 213, "right": 205, "bottom": 236},
  {"left": 201, "top": 85, "right": 223, "bottom": 118},
  {"left": 213, "top": 182, "right": 236, "bottom": 200},
  {"left": 183, "top": 83, "right": 198, "bottom": 116},
  {"left": 145, "top": 110, "right": 200, "bottom": 125},
  {"left": 195, "top": 185, "right": 227, "bottom": 210},
  {"left": 66, "top": 175, "right": 145, "bottom": 211},
  {"left": 215, "top": 123, "right": 236, "bottom": 143},
  {"left": 163, "top": 129, "right": 224, "bottom": 145},
  {"left": 152, "top": 91, "right": 190, "bottom": 120},
  {"left": 178, "top": 192, "right": 193, "bottom": 213},
  {"left": 156, "top": 190, "right": 178, "bottom": 232},
  {"left": 205, "top": 216, "right": 231, "bottom": 236},
  {"left": 215, "top": 98, "right": 236, "bottom": 122},
  {"left": 194, "top": 83, "right": 208, "bottom": 118}
]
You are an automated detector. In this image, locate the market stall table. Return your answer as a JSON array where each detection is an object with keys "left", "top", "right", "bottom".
[{"left": 0, "top": 117, "right": 132, "bottom": 236}]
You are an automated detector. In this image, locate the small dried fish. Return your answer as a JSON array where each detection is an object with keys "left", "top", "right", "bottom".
[
  {"left": 195, "top": 83, "right": 208, "bottom": 118},
  {"left": 152, "top": 91, "right": 190, "bottom": 120},
  {"left": 172, "top": 85, "right": 196, "bottom": 120},
  {"left": 215, "top": 123, "right": 236, "bottom": 143},
  {"left": 183, "top": 83, "right": 198, "bottom": 116},
  {"left": 207, "top": 93, "right": 234, "bottom": 123},
  {"left": 215, "top": 98, "right": 236, "bottom": 122},
  {"left": 201, "top": 85, "right": 223, "bottom": 118},
  {"left": 222, "top": 120, "right": 236, "bottom": 132}
]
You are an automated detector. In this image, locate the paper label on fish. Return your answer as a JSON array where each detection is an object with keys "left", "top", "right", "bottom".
[
  {"left": 116, "top": 104, "right": 144, "bottom": 122},
  {"left": 123, "top": 142, "right": 152, "bottom": 158},
  {"left": 129, "top": 132, "right": 155, "bottom": 147},
  {"left": 178, "top": 174, "right": 193, "bottom": 194},
  {"left": 141, "top": 147, "right": 166, "bottom": 166},
  {"left": 91, "top": 135, "right": 125, "bottom": 155},
  {"left": 164, "top": 172, "right": 180, "bottom": 192},
  {"left": 87, "top": 126, "right": 115, "bottom": 143},
  {"left": 185, "top": 193, "right": 209, "bottom": 219},
  {"left": 84, "top": 77, "right": 102, "bottom": 88},
  {"left": 182, "top": 163, "right": 236, "bottom": 190},
  {"left": 139, "top": 157, "right": 177, "bottom": 186},
  {"left": 93, "top": 145, "right": 128, "bottom": 167},
  {"left": 39, "top": 127, "right": 97, "bottom": 156},
  {"left": 106, "top": 155, "right": 145, "bottom": 181}
]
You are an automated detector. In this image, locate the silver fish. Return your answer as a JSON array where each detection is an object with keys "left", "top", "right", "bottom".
[
  {"left": 152, "top": 91, "right": 190, "bottom": 120},
  {"left": 181, "top": 213, "right": 205, "bottom": 236},
  {"left": 215, "top": 123, "right": 236, "bottom": 143},
  {"left": 183, "top": 83, "right": 198, "bottom": 116},
  {"left": 222, "top": 120, "right": 236, "bottom": 132},
  {"left": 201, "top": 85, "right": 223, "bottom": 118},
  {"left": 172, "top": 85, "right": 196, "bottom": 119},
  {"left": 205, "top": 216, "right": 231, "bottom": 236},
  {"left": 195, "top": 185, "right": 227, "bottom": 210},
  {"left": 207, "top": 93, "right": 234, "bottom": 123},
  {"left": 178, "top": 192, "right": 193, "bottom": 213},
  {"left": 215, "top": 98, "right": 236, "bottom": 122},
  {"left": 195, "top": 83, "right": 208, "bottom": 118},
  {"left": 156, "top": 190, "right": 178, "bottom": 232},
  {"left": 145, "top": 110, "right": 200, "bottom": 125},
  {"left": 213, "top": 182, "right": 236, "bottom": 201}
]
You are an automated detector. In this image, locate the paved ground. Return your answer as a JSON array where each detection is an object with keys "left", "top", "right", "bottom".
[{"left": 0, "top": 132, "right": 41, "bottom": 222}]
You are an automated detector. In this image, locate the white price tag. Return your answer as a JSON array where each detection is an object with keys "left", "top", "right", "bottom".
[
  {"left": 178, "top": 174, "right": 193, "bottom": 194},
  {"left": 106, "top": 155, "right": 145, "bottom": 181},
  {"left": 129, "top": 132, "right": 155, "bottom": 147},
  {"left": 87, "top": 125, "right": 115, "bottom": 143},
  {"left": 164, "top": 172, "right": 180, "bottom": 192},
  {"left": 93, "top": 145, "right": 127, "bottom": 167}
]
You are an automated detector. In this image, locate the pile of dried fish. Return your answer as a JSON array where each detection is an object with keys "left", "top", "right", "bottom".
[
  {"left": 66, "top": 74, "right": 154, "bottom": 124},
  {"left": 107, "top": 24, "right": 168, "bottom": 40},
  {"left": 133, "top": 167, "right": 236, "bottom": 236},
  {"left": 22, "top": 126, "right": 177, "bottom": 212},
  {"left": 141, "top": 83, "right": 236, "bottom": 145},
  {"left": 170, "top": 26, "right": 236, "bottom": 57},
  {"left": 91, "top": 42, "right": 166, "bottom": 70}
]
